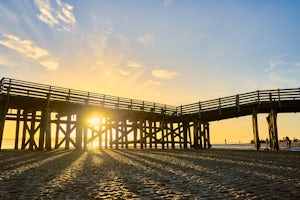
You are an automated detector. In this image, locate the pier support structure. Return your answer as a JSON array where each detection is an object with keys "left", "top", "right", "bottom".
[
  {"left": 252, "top": 110, "right": 260, "bottom": 150},
  {"left": 267, "top": 109, "right": 279, "bottom": 150}
]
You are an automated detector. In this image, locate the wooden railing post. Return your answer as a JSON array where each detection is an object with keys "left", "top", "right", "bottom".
[
  {"left": 236, "top": 94, "right": 240, "bottom": 112},
  {"left": 218, "top": 98, "right": 221, "bottom": 115},
  {"left": 198, "top": 101, "right": 202, "bottom": 119}
]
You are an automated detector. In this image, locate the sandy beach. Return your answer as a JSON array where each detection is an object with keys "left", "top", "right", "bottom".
[{"left": 0, "top": 149, "right": 299, "bottom": 199}]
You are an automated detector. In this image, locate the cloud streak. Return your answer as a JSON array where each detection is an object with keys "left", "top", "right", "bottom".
[
  {"left": 152, "top": 69, "right": 178, "bottom": 79},
  {"left": 0, "top": 33, "right": 59, "bottom": 70},
  {"left": 34, "top": 0, "right": 76, "bottom": 32}
]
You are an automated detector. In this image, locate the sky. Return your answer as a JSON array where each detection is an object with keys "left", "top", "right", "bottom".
[{"left": 1, "top": 0, "right": 300, "bottom": 144}]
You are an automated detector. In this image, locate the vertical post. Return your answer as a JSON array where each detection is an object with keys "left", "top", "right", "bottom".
[
  {"left": 139, "top": 119, "right": 143, "bottom": 149},
  {"left": 115, "top": 120, "right": 119, "bottom": 149},
  {"left": 206, "top": 123, "right": 211, "bottom": 149},
  {"left": 133, "top": 120, "right": 137, "bottom": 148},
  {"left": 104, "top": 119, "right": 108, "bottom": 149},
  {"left": 55, "top": 114, "right": 60, "bottom": 149},
  {"left": 252, "top": 110, "right": 260, "bottom": 150},
  {"left": 65, "top": 114, "right": 71, "bottom": 150},
  {"left": 110, "top": 120, "right": 113, "bottom": 149},
  {"left": 45, "top": 108, "right": 51, "bottom": 151},
  {"left": 149, "top": 120, "right": 153, "bottom": 149},
  {"left": 83, "top": 123, "right": 87, "bottom": 150},
  {"left": 14, "top": 109, "right": 21, "bottom": 150},
  {"left": 0, "top": 98, "right": 8, "bottom": 150},
  {"left": 154, "top": 121, "right": 157, "bottom": 149},
  {"left": 198, "top": 102, "right": 202, "bottom": 119},
  {"left": 98, "top": 117, "right": 102, "bottom": 149},
  {"left": 171, "top": 122, "right": 175, "bottom": 149},
  {"left": 76, "top": 113, "right": 83, "bottom": 150},
  {"left": 29, "top": 111, "right": 37, "bottom": 150},
  {"left": 236, "top": 94, "right": 240, "bottom": 112},
  {"left": 21, "top": 111, "right": 28, "bottom": 149},
  {"left": 161, "top": 121, "right": 165, "bottom": 149},
  {"left": 218, "top": 98, "right": 222, "bottom": 115},
  {"left": 199, "top": 123, "right": 203, "bottom": 148},
  {"left": 193, "top": 121, "right": 199, "bottom": 148},
  {"left": 39, "top": 110, "right": 46, "bottom": 150},
  {"left": 124, "top": 120, "right": 128, "bottom": 149},
  {"left": 183, "top": 121, "right": 188, "bottom": 149},
  {"left": 267, "top": 109, "right": 279, "bottom": 150}
]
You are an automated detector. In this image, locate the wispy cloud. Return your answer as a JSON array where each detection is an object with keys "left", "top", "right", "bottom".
[
  {"left": 0, "top": 33, "right": 59, "bottom": 70},
  {"left": 264, "top": 60, "right": 288, "bottom": 72},
  {"left": 137, "top": 34, "right": 154, "bottom": 45},
  {"left": 116, "top": 68, "right": 130, "bottom": 76},
  {"left": 152, "top": 69, "right": 178, "bottom": 79},
  {"left": 34, "top": 0, "right": 76, "bottom": 32},
  {"left": 126, "top": 60, "right": 143, "bottom": 68},
  {"left": 145, "top": 80, "right": 161, "bottom": 86}
]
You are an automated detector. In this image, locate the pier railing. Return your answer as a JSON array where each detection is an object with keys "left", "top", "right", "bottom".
[
  {"left": 0, "top": 78, "right": 177, "bottom": 115},
  {"left": 1, "top": 77, "right": 299, "bottom": 117},
  {"left": 177, "top": 88, "right": 300, "bottom": 115}
]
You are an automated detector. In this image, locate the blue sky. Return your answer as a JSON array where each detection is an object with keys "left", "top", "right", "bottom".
[{"left": 1, "top": 0, "right": 300, "bottom": 143}]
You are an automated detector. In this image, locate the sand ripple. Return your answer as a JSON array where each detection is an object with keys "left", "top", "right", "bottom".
[{"left": 0, "top": 149, "right": 299, "bottom": 199}]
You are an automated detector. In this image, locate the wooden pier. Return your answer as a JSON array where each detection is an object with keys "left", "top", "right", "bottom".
[{"left": 0, "top": 78, "right": 300, "bottom": 151}]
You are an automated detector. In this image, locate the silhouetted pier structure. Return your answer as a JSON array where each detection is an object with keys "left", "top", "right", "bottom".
[{"left": 0, "top": 78, "right": 300, "bottom": 151}]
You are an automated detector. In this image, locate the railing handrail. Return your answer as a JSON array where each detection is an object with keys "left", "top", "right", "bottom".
[
  {"left": 0, "top": 77, "right": 177, "bottom": 115},
  {"left": 1, "top": 77, "right": 299, "bottom": 117},
  {"left": 178, "top": 87, "right": 300, "bottom": 115}
]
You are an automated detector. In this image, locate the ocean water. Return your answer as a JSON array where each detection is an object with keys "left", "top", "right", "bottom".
[{"left": 212, "top": 144, "right": 300, "bottom": 151}]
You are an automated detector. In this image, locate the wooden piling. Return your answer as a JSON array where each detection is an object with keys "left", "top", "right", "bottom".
[
  {"left": 0, "top": 98, "right": 8, "bottom": 150},
  {"left": 267, "top": 109, "right": 279, "bottom": 150},
  {"left": 252, "top": 110, "right": 260, "bottom": 150},
  {"left": 14, "top": 109, "right": 21, "bottom": 150}
]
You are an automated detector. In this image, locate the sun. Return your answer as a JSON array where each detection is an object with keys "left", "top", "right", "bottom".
[{"left": 88, "top": 117, "right": 100, "bottom": 126}]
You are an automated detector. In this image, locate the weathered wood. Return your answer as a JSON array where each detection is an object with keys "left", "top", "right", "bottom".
[
  {"left": 252, "top": 110, "right": 260, "bottom": 150},
  {"left": 267, "top": 109, "right": 279, "bottom": 150},
  {"left": 133, "top": 120, "right": 137, "bottom": 148},
  {"left": 98, "top": 118, "right": 102, "bottom": 149},
  {"left": 14, "top": 109, "right": 21, "bottom": 150},
  {"left": 0, "top": 97, "right": 8, "bottom": 150},
  {"left": 55, "top": 114, "right": 60, "bottom": 149},
  {"left": 76, "top": 113, "right": 82, "bottom": 150}
]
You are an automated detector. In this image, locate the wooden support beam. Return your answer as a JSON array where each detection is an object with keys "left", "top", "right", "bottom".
[
  {"left": 104, "top": 119, "right": 108, "bottom": 149},
  {"left": 98, "top": 117, "right": 102, "bottom": 149},
  {"left": 14, "top": 109, "right": 21, "bottom": 150},
  {"left": 124, "top": 120, "right": 128, "bottom": 149},
  {"left": 183, "top": 121, "right": 188, "bottom": 149},
  {"left": 0, "top": 97, "right": 8, "bottom": 150},
  {"left": 193, "top": 121, "right": 199, "bottom": 148},
  {"left": 139, "top": 119, "right": 144, "bottom": 149},
  {"left": 252, "top": 110, "right": 260, "bottom": 150},
  {"left": 161, "top": 121, "right": 165, "bottom": 149},
  {"left": 149, "top": 120, "right": 153, "bottom": 149},
  {"left": 109, "top": 120, "right": 113, "bottom": 149},
  {"left": 133, "top": 120, "right": 137, "bottom": 148},
  {"left": 29, "top": 111, "right": 37, "bottom": 150},
  {"left": 267, "top": 109, "right": 279, "bottom": 150},
  {"left": 83, "top": 124, "right": 87, "bottom": 150},
  {"left": 55, "top": 114, "right": 60, "bottom": 149},
  {"left": 115, "top": 120, "right": 119, "bottom": 149},
  {"left": 45, "top": 108, "right": 51, "bottom": 151},
  {"left": 170, "top": 122, "right": 175, "bottom": 149},
  {"left": 65, "top": 115, "right": 71, "bottom": 150},
  {"left": 76, "top": 113, "right": 83, "bottom": 150},
  {"left": 206, "top": 123, "right": 211, "bottom": 149},
  {"left": 154, "top": 121, "right": 157, "bottom": 149}
]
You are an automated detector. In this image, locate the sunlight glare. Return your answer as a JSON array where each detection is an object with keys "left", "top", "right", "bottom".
[{"left": 88, "top": 117, "right": 100, "bottom": 126}]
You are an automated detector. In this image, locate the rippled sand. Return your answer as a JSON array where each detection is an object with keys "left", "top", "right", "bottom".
[{"left": 0, "top": 149, "right": 299, "bottom": 199}]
